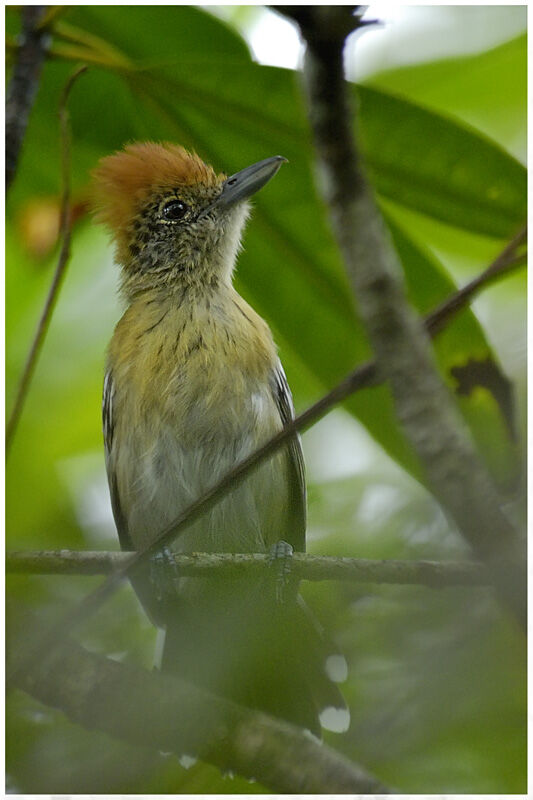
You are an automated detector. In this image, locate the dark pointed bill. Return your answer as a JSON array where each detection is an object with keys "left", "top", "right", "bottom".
[{"left": 203, "top": 156, "right": 287, "bottom": 215}]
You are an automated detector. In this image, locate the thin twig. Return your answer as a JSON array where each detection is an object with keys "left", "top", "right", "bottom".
[
  {"left": 6, "top": 232, "right": 524, "bottom": 685},
  {"left": 6, "top": 549, "right": 493, "bottom": 588},
  {"left": 6, "top": 6, "right": 49, "bottom": 192},
  {"left": 425, "top": 227, "right": 527, "bottom": 336},
  {"left": 6, "top": 65, "right": 88, "bottom": 456}
]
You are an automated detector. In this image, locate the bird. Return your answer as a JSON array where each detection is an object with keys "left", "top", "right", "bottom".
[{"left": 91, "top": 142, "right": 346, "bottom": 736}]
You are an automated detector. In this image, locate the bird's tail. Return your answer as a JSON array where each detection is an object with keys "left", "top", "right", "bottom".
[{"left": 160, "top": 579, "right": 348, "bottom": 737}]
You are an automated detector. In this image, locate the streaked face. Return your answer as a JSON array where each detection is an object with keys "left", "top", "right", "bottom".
[{"left": 124, "top": 181, "right": 250, "bottom": 285}]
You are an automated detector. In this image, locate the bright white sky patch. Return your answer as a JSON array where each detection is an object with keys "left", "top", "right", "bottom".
[
  {"left": 203, "top": 5, "right": 526, "bottom": 79},
  {"left": 248, "top": 8, "right": 302, "bottom": 70}
]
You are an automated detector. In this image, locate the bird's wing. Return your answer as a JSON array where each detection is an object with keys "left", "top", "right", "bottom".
[
  {"left": 102, "top": 370, "right": 115, "bottom": 456},
  {"left": 271, "top": 362, "right": 307, "bottom": 553},
  {"left": 103, "top": 369, "right": 132, "bottom": 552},
  {"left": 104, "top": 369, "right": 170, "bottom": 626}
]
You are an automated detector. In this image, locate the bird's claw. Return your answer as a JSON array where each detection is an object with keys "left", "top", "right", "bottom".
[
  {"left": 150, "top": 546, "right": 180, "bottom": 601},
  {"left": 268, "top": 540, "right": 294, "bottom": 604}
]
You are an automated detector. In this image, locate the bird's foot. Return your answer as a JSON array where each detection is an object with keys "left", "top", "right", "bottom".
[
  {"left": 268, "top": 539, "right": 294, "bottom": 604},
  {"left": 150, "top": 546, "right": 180, "bottom": 601}
]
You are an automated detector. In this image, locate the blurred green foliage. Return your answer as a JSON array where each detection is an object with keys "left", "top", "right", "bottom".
[{"left": 6, "top": 5, "right": 526, "bottom": 794}]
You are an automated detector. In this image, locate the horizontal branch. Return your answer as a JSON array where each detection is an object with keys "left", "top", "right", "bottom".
[
  {"left": 8, "top": 611, "right": 388, "bottom": 794},
  {"left": 7, "top": 549, "right": 492, "bottom": 588}
]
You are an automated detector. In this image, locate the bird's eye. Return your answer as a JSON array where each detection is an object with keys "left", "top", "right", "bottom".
[{"left": 162, "top": 199, "right": 188, "bottom": 221}]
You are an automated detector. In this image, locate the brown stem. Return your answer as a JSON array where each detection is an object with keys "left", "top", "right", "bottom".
[
  {"left": 6, "top": 65, "right": 88, "bottom": 456},
  {"left": 425, "top": 227, "right": 527, "bottom": 336}
]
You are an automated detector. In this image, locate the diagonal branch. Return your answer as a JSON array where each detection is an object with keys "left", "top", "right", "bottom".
[
  {"left": 6, "top": 549, "right": 493, "bottom": 588},
  {"left": 424, "top": 227, "right": 526, "bottom": 336},
  {"left": 8, "top": 613, "right": 388, "bottom": 794},
  {"left": 6, "top": 65, "right": 88, "bottom": 456},
  {"left": 6, "top": 232, "right": 525, "bottom": 685},
  {"left": 279, "top": 6, "right": 525, "bottom": 626}
]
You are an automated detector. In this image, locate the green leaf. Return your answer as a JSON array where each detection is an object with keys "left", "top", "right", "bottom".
[
  {"left": 365, "top": 33, "right": 527, "bottom": 163},
  {"left": 64, "top": 5, "right": 252, "bottom": 64},
  {"left": 357, "top": 84, "right": 526, "bottom": 238}
]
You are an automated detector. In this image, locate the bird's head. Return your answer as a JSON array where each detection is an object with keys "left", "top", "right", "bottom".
[{"left": 91, "top": 142, "right": 286, "bottom": 298}]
